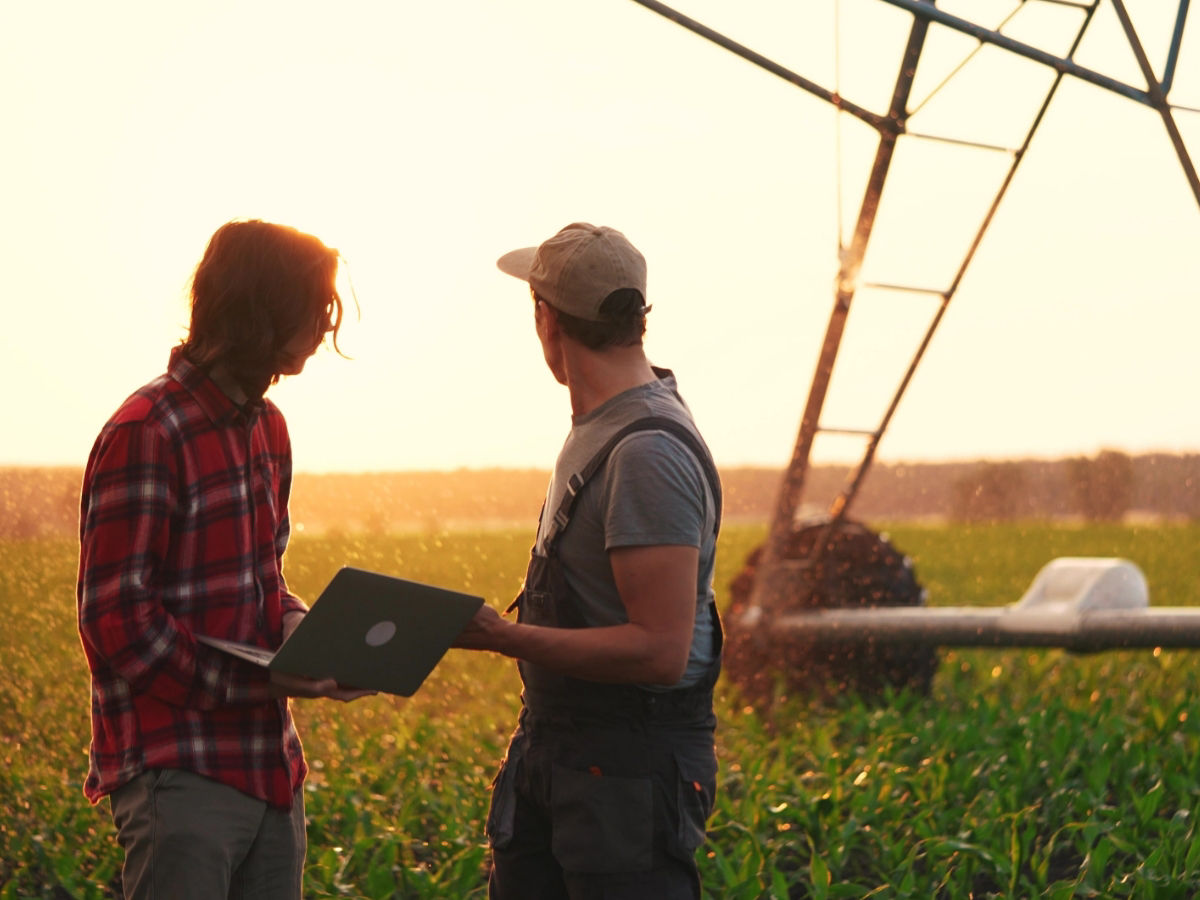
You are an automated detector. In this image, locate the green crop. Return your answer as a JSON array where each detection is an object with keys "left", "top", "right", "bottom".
[{"left": 3, "top": 522, "right": 1199, "bottom": 898}]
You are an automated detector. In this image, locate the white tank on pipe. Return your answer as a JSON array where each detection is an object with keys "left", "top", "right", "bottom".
[{"left": 1014, "top": 557, "right": 1149, "bottom": 615}]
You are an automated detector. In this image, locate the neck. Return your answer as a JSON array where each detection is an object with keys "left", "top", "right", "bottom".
[
  {"left": 207, "top": 363, "right": 251, "bottom": 407},
  {"left": 562, "top": 345, "right": 656, "bottom": 417}
]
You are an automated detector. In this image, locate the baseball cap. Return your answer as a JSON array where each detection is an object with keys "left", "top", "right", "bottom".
[{"left": 496, "top": 222, "right": 647, "bottom": 322}]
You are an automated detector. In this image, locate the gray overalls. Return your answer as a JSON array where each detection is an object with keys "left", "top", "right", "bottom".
[{"left": 486, "top": 416, "right": 723, "bottom": 900}]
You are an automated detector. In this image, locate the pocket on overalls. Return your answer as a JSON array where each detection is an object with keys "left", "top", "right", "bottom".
[
  {"left": 485, "top": 741, "right": 524, "bottom": 851},
  {"left": 550, "top": 763, "right": 654, "bottom": 874},
  {"left": 516, "top": 553, "right": 554, "bottom": 625},
  {"left": 668, "top": 745, "right": 718, "bottom": 860}
]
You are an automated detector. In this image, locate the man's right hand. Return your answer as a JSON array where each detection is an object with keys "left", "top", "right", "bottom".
[{"left": 452, "top": 602, "right": 508, "bottom": 651}]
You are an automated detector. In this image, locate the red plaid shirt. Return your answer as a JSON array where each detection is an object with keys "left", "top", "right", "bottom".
[{"left": 78, "top": 347, "right": 309, "bottom": 809}]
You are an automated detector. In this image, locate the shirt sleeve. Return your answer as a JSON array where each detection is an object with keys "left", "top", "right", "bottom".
[
  {"left": 77, "top": 417, "right": 273, "bottom": 708},
  {"left": 601, "top": 431, "right": 709, "bottom": 550},
  {"left": 270, "top": 418, "right": 308, "bottom": 619}
]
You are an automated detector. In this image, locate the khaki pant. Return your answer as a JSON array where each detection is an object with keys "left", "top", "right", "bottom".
[{"left": 109, "top": 768, "right": 306, "bottom": 900}]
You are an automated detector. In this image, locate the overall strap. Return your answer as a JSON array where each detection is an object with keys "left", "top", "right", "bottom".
[
  {"left": 541, "top": 415, "right": 723, "bottom": 551},
  {"left": 516, "top": 415, "right": 727, "bottom": 710}
]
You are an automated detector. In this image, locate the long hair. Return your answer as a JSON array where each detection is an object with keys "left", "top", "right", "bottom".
[{"left": 183, "top": 219, "right": 345, "bottom": 395}]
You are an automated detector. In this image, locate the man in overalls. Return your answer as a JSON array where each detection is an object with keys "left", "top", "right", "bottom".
[{"left": 454, "top": 222, "right": 722, "bottom": 899}]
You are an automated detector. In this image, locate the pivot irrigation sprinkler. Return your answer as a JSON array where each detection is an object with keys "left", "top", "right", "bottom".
[{"left": 628, "top": 0, "right": 1199, "bottom": 701}]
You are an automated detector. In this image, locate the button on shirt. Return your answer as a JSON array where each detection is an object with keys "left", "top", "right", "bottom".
[{"left": 77, "top": 347, "right": 309, "bottom": 808}]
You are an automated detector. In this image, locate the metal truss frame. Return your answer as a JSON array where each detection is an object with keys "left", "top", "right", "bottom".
[{"left": 630, "top": 0, "right": 1197, "bottom": 629}]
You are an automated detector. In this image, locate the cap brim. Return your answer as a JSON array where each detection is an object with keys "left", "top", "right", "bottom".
[{"left": 496, "top": 247, "right": 537, "bottom": 281}]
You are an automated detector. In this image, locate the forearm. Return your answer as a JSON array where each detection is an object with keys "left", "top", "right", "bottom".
[
  {"left": 79, "top": 536, "right": 275, "bottom": 708},
  {"left": 279, "top": 592, "right": 308, "bottom": 618},
  {"left": 79, "top": 578, "right": 278, "bottom": 708},
  {"left": 454, "top": 546, "right": 699, "bottom": 685},
  {"left": 485, "top": 619, "right": 686, "bottom": 686}
]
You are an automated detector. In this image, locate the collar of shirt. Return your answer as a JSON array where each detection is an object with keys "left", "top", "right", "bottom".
[{"left": 167, "top": 346, "right": 265, "bottom": 428}]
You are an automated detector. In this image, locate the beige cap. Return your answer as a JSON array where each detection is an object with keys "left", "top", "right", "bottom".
[{"left": 496, "top": 222, "right": 647, "bottom": 322}]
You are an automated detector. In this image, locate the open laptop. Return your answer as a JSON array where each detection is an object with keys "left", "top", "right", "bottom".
[{"left": 197, "top": 566, "right": 484, "bottom": 697}]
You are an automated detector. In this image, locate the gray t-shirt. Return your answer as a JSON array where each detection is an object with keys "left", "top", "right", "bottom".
[{"left": 535, "top": 370, "right": 719, "bottom": 689}]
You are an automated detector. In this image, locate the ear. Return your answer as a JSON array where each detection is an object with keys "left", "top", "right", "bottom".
[{"left": 536, "top": 300, "right": 561, "bottom": 340}]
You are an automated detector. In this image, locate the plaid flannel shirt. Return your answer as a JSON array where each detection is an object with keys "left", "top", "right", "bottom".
[{"left": 78, "top": 347, "right": 309, "bottom": 809}]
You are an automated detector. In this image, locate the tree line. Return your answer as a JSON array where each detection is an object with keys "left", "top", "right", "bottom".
[{"left": 1, "top": 451, "right": 1196, "bottom": 539}]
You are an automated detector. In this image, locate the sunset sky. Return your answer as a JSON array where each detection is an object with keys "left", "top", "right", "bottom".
[{"left": 3, "top": 0, "right": 1197, "bottom": 473}]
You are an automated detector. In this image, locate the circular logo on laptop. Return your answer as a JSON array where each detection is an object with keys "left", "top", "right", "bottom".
[{"left": 365, "top": 620, "right": 397, "bottom": 647}]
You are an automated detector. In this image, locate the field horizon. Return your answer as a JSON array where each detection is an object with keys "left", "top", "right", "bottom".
[{"left": 3, "top": 451, "right": 1198, "bottom": 540}]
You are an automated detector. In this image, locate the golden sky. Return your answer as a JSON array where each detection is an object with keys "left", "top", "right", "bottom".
[{"left": 3, "top": 0, "right": 1197, "bottom": 472}]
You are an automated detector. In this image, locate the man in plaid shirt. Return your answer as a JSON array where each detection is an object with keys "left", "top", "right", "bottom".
[{"left": 78, "top": 220, "right": 372, "bottom": 900}]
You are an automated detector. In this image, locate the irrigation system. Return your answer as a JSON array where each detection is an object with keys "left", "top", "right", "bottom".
[{"left": 625, "top": 0, "right": 1199, "bottom": 695}]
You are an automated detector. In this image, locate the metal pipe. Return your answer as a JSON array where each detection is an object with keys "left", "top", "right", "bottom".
[
  {"left": 903, "top": 130, "right": 1014, "bottom": 153},
  {"left": 625, "top": 0, "right": 889, "bottom": 131},
  {"left": 769, "top": 607, "right": 1200, "bottom": 650},
  {"left": 826, "top": 292, "right": 949, "bottom": 526},
  {"left": 1110, "top": 0, "right": 1200, "bottom": 207},
  {"left": 757, "top": 17, "right": 930, "bottom": 591},
  {"left": 878, "top": 0, "right": 1151, "bottom": 103},
  {"left": 824, "top": 4, "right": 1099, "bottom": 526},
  {"left": 1162, "top": 0, "right": 1190, "bottom": 95}
]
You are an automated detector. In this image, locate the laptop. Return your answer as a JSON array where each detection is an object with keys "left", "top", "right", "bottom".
[{"left": 196, "top": 566, "right": 484, "bottom": 697}]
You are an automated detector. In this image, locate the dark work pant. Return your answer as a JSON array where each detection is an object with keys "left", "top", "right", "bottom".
[{"left": 486, "top": 710, "right": 717, "bottom": 900}]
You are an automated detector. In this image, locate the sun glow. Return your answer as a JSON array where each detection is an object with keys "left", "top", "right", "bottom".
[{"left": 3, "top": 1, "right": 1198, "bottom": 472}]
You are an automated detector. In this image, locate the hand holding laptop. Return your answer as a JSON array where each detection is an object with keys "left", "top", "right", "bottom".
[
  {"left": 269, "top": 670, "right": 377, "bottom": 701},
  {"left": 451, "top": 602, "right": 506, "bottom": 650},
  {"left": 198, "top": 567, "right": 484, "bottom": 697},
  {"left": 266, "top": 610, "right": 377, "bottom": 700}
]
